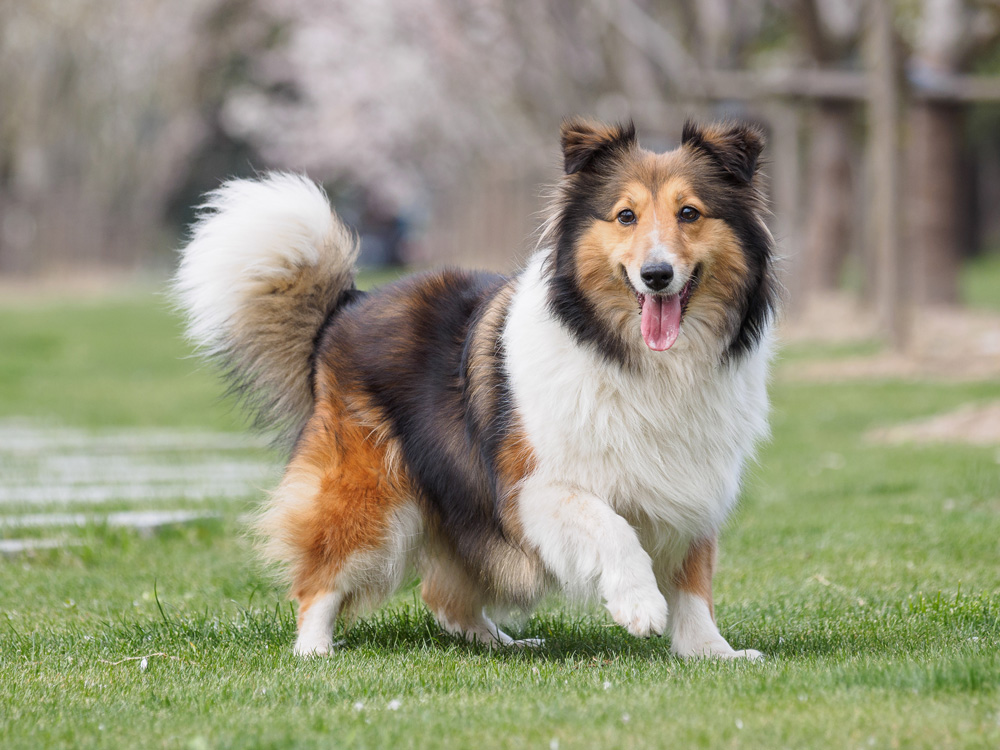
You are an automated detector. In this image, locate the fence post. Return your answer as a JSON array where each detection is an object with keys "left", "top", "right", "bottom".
[{"left": 866, "top": 0, "right": 910, "bottom": 349}]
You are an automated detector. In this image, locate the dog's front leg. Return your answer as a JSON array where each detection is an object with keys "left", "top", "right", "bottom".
[
  {"left": 658, "top": 535, "right": 762, "bottom": 660},
  {"left": 516, "top": 477, "right": 667, "bottom": 637}
]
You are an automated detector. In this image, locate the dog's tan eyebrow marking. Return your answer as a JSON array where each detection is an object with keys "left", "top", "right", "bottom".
[
  {"left": 657, "top": 175, "right": 704, "bottom": 213},
  {"left": 616, "top": 183, "right": 650, "bottom": 212}
]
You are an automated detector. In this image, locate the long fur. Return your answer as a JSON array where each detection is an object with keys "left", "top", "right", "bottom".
[
  {"left": 174, "top": 121, "right": 777, "bottom": 659},
  {"left": 172, "top": 173, "right": 360, "bottom": 443}
]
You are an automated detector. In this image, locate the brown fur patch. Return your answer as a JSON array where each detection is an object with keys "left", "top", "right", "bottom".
[
  {"left": 673, "top": 535, "right": 717, "bottom": 619},
  {"left": 684, "top": 221, "right": 749, "bottom": 338},
  {"left": 463, "top": 283, "right": 515, "bottom": 433},
  {"left": 258, "top": 380, "right": 415, "bottom": 606},
  {"left": 494, "top": 426, "right": 536, "bottom": 500},
  {"left": 489, "top": 421, "right": 546, "bottom": 601},
  {"left": 574, "top": 217, "right": 641, "bottom": 338}
]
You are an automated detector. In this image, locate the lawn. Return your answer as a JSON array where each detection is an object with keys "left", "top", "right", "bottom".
[
  {"left": 1, "top": 278, "right": 998, "bottom": 749},
  {"left": 962, "top": 251, "right": 1000, "bottom": 312}
]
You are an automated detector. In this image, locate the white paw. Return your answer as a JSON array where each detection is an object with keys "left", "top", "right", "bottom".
[
  {"left": 728, "top": 648, "right": 764, "bottom": 661},
  {"left": 606, "top": 588, "right": 668, "bottom": 638},
  {"left": 293, "top": 638, "right": 344, "bottom": 657},
  {"left": 467, "top": 623, "right": 545, "bottom": 649},
  {"left": 509, "top": 637, "right": 545, "bottom": 648},
  {"left": 672, "top": 642, "right": 763, "bottom": 660},
  {"left": 456, "top": 611, "right": 546, "bottom": 648}
]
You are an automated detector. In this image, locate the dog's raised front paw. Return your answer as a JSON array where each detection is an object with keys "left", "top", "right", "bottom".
[{"left": 606, "top": 588, "right": 668, "bottom": 638}]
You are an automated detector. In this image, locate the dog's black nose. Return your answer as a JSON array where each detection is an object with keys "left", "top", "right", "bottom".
[{"left": 640, "top": 262, "right": 674, "bottom": 292}]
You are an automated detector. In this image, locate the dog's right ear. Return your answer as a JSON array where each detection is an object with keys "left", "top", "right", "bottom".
[
  {"left": 560, "top": 118, "right": 636, "bottom": 175},
  {"left": 681, "top": 120, "right": 764, "bottom": 185}
]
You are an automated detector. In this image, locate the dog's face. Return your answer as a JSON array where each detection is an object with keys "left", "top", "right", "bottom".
[{"left": 547, "top": 119, "right": 774, "bottom": 364}]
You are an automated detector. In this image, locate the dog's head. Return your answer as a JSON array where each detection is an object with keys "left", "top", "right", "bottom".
[{"left": 545, "top": 118, "right": 776, "bottom": 366}]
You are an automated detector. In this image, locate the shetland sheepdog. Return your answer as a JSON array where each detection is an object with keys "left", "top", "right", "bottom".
[{"left": 174, "top": 119, "right": 777, "bottom": 659}]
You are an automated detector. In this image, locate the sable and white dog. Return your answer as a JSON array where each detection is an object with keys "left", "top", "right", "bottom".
[{"left": 174, "top": 119, "right": 777, "bottom": 659}]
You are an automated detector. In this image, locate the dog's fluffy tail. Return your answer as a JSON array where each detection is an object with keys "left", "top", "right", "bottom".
[{"left": 173, "top": 173, "right": 359, "bottom": 443}]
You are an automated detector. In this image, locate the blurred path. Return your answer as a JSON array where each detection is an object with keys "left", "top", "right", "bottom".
[{"left": 0, "top": 421, "right": 279, "bottom": 553}]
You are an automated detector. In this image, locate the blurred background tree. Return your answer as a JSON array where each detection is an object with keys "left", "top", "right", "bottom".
[{"left": 2, "top": 0, "right": 999, "bottom": 343}]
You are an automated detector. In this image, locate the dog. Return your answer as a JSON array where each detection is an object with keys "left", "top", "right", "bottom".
[{"left": 173, "top": 119, "right": 777, "bottom": 658}]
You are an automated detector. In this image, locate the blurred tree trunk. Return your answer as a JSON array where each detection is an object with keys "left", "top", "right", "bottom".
[
  {"left": 785, "top": 0, "right": 861, "bottom": 298},
  {"left": 867, "top": 0, "right": 908, "bottom": 347},
  {"left": 802, "top": 101, "right": 855, "bottom": 291},
  {"left": 906, "top": 101, "right": 964, "bottom": 304},
  {"left": 906, "top": 0, "right": 973, "bottom": 305}
]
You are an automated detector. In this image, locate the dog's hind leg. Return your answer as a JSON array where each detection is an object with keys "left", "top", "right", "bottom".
[
  {"left": 259, "top": 403, "right": 421, "bottom": 656},
  {"left": 286, "top": 495, "right": 423, "bottom": 656},
  {"left": 294, "top": 590, "right": 344, "bottom": 656},
  {"left": 420, "top": 543, "right": 542, "bottom": 648}
]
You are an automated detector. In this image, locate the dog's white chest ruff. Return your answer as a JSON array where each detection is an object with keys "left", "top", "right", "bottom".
[{"left": 503, "top": 254, "right": 772, "bottom": 538}]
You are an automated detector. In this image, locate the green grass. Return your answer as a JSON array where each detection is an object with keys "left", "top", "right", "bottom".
[
  {"left": 0, "top": 269, "right": 409, "bottom": 429},
  {"left": 1, "top": 281, "right": 999, "bottom": 748},
  {"left": 962, "top": 251, "right": 1000, "bottom": 312}
]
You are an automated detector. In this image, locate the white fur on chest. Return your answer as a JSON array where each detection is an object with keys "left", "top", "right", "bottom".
[{"left": 503, "top": 253, "right": 772, "bottom": 540}]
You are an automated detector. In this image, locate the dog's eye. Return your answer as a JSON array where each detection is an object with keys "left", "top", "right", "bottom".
[
  {"left": 678, "top": 206, "right": 700, "bottom": 223},
  {"left": 617, "top": 209, "right": 636, "bottom": 225}
]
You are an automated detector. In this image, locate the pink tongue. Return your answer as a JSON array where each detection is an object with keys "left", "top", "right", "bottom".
[{"left": 640, "top": 294, "right": 682, "bottom": 351}]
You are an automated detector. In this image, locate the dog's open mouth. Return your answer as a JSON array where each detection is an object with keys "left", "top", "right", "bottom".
[{"left": 625, "top": 266, "right": 701, "bottom": 352}]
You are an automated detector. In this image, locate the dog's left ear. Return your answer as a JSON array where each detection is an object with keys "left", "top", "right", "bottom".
[
  {"left": 681, "top": 121, "right": 764, "bottom": 185},
  {"left": 561, "top": 118, "right": 637, "bottom": 176}
]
